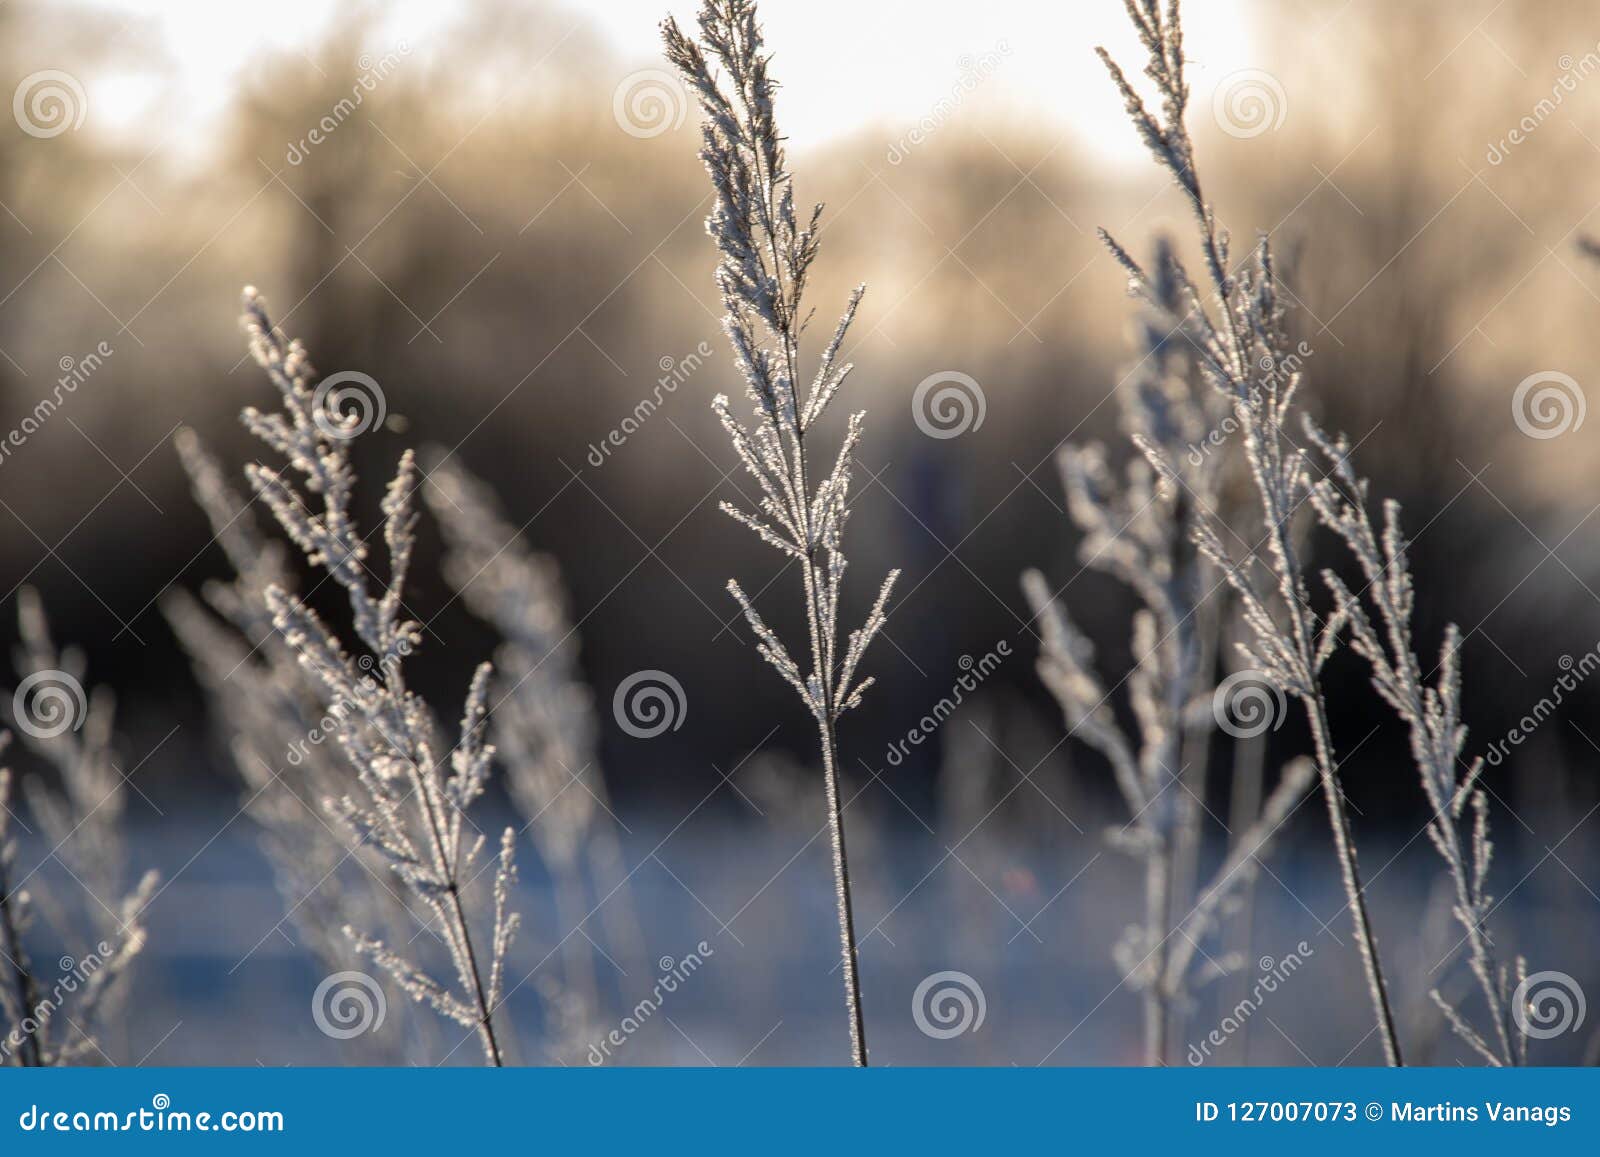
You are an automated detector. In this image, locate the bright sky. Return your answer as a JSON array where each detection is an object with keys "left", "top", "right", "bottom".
[{"left": 80, "top": 0, "right": 1258, "bottom": 167}]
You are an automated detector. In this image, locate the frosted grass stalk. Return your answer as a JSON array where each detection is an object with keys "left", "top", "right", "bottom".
[
  {"left": 235, "top": 288, "right": 517, "bottom": 1066},
  {"left": 1096, "top": 0, "right": 1402, "bottom": 1064},
  {"left": 664, "top": 0, "right": 898, "bottom": 1066}
]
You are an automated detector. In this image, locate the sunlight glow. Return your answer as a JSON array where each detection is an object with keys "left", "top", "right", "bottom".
[{"left": 80, "top": 0, "right": 1257, "bottom": 167}]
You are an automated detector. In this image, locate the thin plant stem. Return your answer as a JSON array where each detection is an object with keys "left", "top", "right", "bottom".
[
  {"left": 1224, "top": 728, "right": 1266, "bottom": 1062},
  {"left": 1304, "top": 704, "right": 1402, "bottom": 1065},
  {"left": 816, "top": 717, "right": 868, "bottom": 1065},
  {"left": 1144, "top": 848, "right": 1170, "bottom": 1065}
]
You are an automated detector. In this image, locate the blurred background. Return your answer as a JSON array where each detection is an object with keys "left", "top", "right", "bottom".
[{"left": 0, "top": 0, "right": 1596, "bottom": 1067}]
